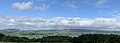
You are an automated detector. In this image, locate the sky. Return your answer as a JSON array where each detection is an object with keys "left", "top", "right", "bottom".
[
  {"left": 0, "top": 0, "right": 120, "bottom": 18},
  {"left": 1, "top": 0, "right": 120, "bottom": 31}
]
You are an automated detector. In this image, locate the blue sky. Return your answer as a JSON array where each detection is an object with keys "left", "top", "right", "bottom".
[{"left": 0, "top": 0, "right": 120, "bottom": 18}]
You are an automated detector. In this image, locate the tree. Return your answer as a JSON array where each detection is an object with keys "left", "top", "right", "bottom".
[{"left": 0, "top": 33, "right": 5, "bottom": 41}]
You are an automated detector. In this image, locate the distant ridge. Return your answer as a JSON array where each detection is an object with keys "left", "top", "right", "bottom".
[
  {"left": 68, "top": 29, "right": 120, "bottom": 34},
  {"left": 1, "top": 28, "right": 120, "bottom": 34}
]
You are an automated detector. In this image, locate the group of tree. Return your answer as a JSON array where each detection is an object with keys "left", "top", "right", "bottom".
[
  {"left": 1, "top": 33, "right": 120, "bottom": 43},
  {"left": 0, "top": 33, "right": 41, "bottom": 42},
  {"left": 72, "top": 34, "right": 120, "bottom": 43}
]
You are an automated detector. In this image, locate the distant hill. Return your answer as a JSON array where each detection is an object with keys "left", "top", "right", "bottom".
[
  {"left": 0, "top": 29, "right": 20, "bottom": 33},
  {"left": 0, "top": 29, "right": 120, "bottom": 34},
  {"left": 3, "top": 29, "right": 20, "bottom": 31},
  {"left": 68, "top": 29, "right": 120, "bottom": 34}
]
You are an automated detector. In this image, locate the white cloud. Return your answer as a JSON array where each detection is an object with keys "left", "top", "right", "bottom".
[
  {"left": 63, "top": 1, "right": 79, "bottom": 9},
  {"left": 1, "top": 16, "right": 120, "bottom": 31},
  {"left": 95, "top": 0, "right": 108, "bottom": 8},
  {"left": 12, "top": 2, "right": 33, "bottom": 11},
  {"left": 112, "top": 13, "right": 120, "bottom": 19},
  {"left": 96, "top": 0, "right": 107, "bottom": 5},
  {"left": 9, "top": 19, "right": 16, "bottom": 23},
  {"left": 35, "top": 4, "right": 49, "bottom": 11},
  {"left": 23, "top": 22, "right": 34, "bottom": 25},
  {"left": 106, "top": 10, "right": 120, "bottom": 19},
  {"left": 11, "top": 2, "right": 49, "bottom": 11}
]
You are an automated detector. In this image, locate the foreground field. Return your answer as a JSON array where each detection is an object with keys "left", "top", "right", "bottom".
[
  {"left": 0, "top": 42, "right": 71, "bottom": 43},
  {"left": 0, "top": 42, "right": 39, "bottom": 43}
]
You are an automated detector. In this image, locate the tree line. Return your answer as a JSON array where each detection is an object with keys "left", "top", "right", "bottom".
[{"left": 1, "top": 33, "right": 120, "bottom": 43}]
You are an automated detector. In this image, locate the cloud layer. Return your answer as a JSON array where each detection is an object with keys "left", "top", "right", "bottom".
[{"left": 0, "top": 16, "right": 120, "bottom": 31}]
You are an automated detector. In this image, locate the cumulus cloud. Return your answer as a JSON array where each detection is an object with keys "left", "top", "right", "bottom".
[
  {"left": 11, "top": 2, "right": 49, "bottom": 11},
  {"left": 12, "top": 2, "right": 33, "bottom": 11},
  {"left": 0, "top": 16, "right": 120, "bottom": 31}
]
